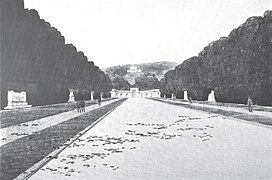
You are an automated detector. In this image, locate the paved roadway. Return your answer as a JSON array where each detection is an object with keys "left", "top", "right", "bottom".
[{"left": 28, "top": 98, "right": 272, "bottom": 180}]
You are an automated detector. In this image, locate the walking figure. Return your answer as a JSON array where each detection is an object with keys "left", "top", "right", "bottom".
[
  {"left": 76, "top": 100, "right": 85, "bottom": 113},
  {"left": 188, "top": 96, "right": 192, "bottom": 104},
  {"left": 98, "top": 96, "right": 101, "bottom": 106},
  {"left": 247, "top": 97, "right": 253, "bottom": 112}
]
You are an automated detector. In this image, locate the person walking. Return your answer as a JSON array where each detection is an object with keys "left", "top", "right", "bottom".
[
  {"left": 98, "top": 95, "right": 101, "bottom": 106},
  {"left": 76, "top": 100, "right": 85, "bottom": 113},
  {"left": 247, "top": 97, "right": 253, "bottom": 112},
  {"left": 188, "top": 96, "right": 192, "bottom": 104},
  {"left": 80, "top": 100, "right": 85, "bottom": 112},
  {"left": 76, "top": 101, "right": 81, "bottom": 113}
]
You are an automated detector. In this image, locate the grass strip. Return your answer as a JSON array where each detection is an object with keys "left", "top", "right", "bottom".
[
  {"left": 174, "top": 98, "right": 272, "bottom": 112},
  {"left": 151, "top": 98, "right": 272, "bottom": 126},
  {"left": 0, "top": 98, "right": 126, "bottom": 180},
  {"left": 0, "top": 98, "right": 113, "bottom": 128}
]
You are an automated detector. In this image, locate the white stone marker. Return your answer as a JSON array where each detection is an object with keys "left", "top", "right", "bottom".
[
  {"left": 91, "top": 91, "right": 94, "bottom": 100},
  {"left": 68, "top": 89, "right": 75, "bottom": 102},
  {"left": 4, "top": 90, "right": 32, "bottom": 109},
  {"left": 184, "top": 90, "right": 189, "bottom": 101},
  {"left": 208, "top": 90, "right": 216, "bottom": 102}
]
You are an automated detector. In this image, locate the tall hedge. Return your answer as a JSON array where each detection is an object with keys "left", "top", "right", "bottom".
[
  {"left": 160, "top": 11, "right": 272, "bottom": 105},
  {"left": 1, "top": 0, "right": 112, "bottom": 109}
]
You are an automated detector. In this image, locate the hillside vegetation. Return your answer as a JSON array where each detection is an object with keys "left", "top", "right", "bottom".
[
  {"left": 160, "top": 11, "right": 272, "bottom": 106},
  {"left": 104, "top": 61, "right": 177, "bottom": 90}
]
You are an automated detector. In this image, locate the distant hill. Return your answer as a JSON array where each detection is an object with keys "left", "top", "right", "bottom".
[{"left": 103, "top": 61, "right": 178, "bottom": 85}]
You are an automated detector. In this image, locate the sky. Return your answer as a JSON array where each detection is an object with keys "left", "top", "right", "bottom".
[{"left": 24, "top": 0, "right": 271, "bottom": 68}]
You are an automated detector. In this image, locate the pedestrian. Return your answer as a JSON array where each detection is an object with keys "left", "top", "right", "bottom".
[
  {"left": 76, "top": 101, "right": 81, "bottom": 113},
  {"left": 80, "top": 100, "right": 85, "bottom": 112},
  {"left": 76, "top": 100, "right": 85, "bottom": 113},
  {"left": 188, "top": 96, "right": 192, "bottom": 104},
  {"left": 98, "top": 95, "right": 101, "bottom": 106},
  {"left": 247, "top": 97, "right": 253, "bottom": 112}
]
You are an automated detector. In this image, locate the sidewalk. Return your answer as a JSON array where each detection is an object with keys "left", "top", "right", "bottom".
[
  {"left": 151, "top": 98, "right": 272, "bottom": 127},
  {"left": 159, "top": 98, "right": 272, "bottom": 118},
  {"left": 0, "top": 98, "right": 122, "bottom": 147},
  {"left": 0, "top": 98, "right": 114, "bottom": 128}
]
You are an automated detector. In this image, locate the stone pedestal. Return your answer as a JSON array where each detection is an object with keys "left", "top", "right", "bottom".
[
  {"left": 184, "top": 91, "right": 188, "bottom": 101},
  {"left": 208, "top": 90, "right": 216, "bottom": 102},
  {"left": 68, "top": 89, "right": 75, "bottom": 102},
  {"left": 172, "top": 93, "right": 176, "bottom": 99},
  {"left": 4, "top": 91, "right": 32, "bottom": 109},
  {"left": 110, "top": 89, "right": 116, "bottom": 98},
  {"left": 91, "top": 91, "right": 94, "bottom": 100}
]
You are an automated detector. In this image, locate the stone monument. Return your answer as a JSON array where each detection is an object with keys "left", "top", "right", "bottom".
[
  {"left": 208, "top": 90, "right": 216, "bottom": 102},
  {"left": 110, "top": 89, "right": 116, "bottom": 98},
  {"left": 110, "top": 88, "right": 160, "bottom": 99},
  {"left": 91, "top": 91, "right": 94, "bottom": 100},
  {"left": 68, "top": 89, "right": 75, "bottom": 102},
  {"left": 4, "top": 90, "right": 32, "bottom": 109},
  {"left": 127, "top": 66, "right": 141, "bottom": 73},
  {"left": 184, "top": 91, "right": 188, "bottom": 101}
]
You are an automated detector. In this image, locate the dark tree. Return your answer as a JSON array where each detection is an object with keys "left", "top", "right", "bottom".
[
  {"left": 160, "top": 11, "right": 272, "bottom": 105},
  {"left": 1, "top": 0, "right": 112, "bottom": 109}
]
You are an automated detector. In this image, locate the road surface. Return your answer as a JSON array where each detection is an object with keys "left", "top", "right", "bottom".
[{"left": 28, "top": 98, "right": 272, "bottom": 180}]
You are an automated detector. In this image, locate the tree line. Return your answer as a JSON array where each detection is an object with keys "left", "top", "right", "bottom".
[
  {"left": 160, "top": 11, "right": 272, "bottom": 105},
  {"left": 1, "top": 0, "right": 112, "bottom": 109}
]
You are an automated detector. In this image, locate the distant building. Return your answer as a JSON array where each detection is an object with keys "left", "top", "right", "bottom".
[
  {"left": 111, "top": 88, "right": 160, "bottom": 98},
  {"left": 127, "top": 66, "right": 141, "bottom": 73}
]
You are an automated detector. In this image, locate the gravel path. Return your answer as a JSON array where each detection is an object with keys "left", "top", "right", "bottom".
[
  {"left": 28, "top": 98, "right": 272, "bottom": 180},
  {"left": 160, "top": 98, "right": 272, "bottom": 118},
  {"left": 0, "top": 98, "right": 121, "bottom": 147}
]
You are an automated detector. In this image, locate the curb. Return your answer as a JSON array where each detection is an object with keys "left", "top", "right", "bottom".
[{"left": 14, "top": 103, "right": 121, "bottom": 180}]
